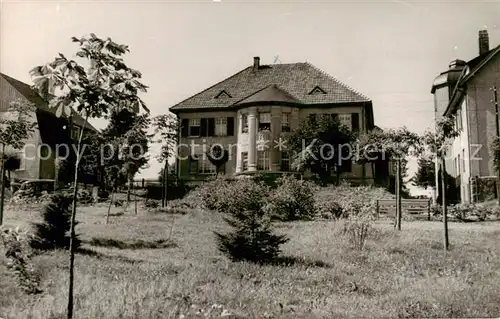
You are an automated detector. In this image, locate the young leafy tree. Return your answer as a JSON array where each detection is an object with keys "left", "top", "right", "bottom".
[
  {"left": 30, "top": 34, "right": 148, "bottom": 319},
  {"left": 121, "top": 112, "right": 151, "bottom": 212},
  {"left": 412, "top": 155, "right": 436, "bottom": 189},
  {"left": 423, "top": 115, "right": 459, "bottom": 251},
  {"left": 0, "top": 100, "right": 36, "bottom": 225},
  {"left": 102, "top": 109, "right": 151, "bottom": 212},
  {"left": 287, "top": 115, "right": 355, "bottom": 185},
  {"left": 153, "top": 113, "right": 178, "bottom": 207},
  {"left": 356, "top": 127, "right": 421, "bottom": 230},
  {"left": 206, "top": 144, "right": 229, "bottom": 176}
]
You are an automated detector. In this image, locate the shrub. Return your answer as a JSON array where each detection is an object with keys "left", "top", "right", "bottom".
[
  {"left": 200, "top": 176, "right": 236, "bottom": 211},
  {"left": 214, "top": 178, "right": 289, "bottom": 263},
  {"left": 339, "top": 202, "right": 375, "bottom": 250},
  {"left": 314, "top": 199, "right": 347, "bottom": 219},
  {"left": 448, "top": 203, "right": 491, "bottom": 222},
  {"left": 265, "top": 175, "right": 316, "bottom": 221},
  {"left": 144, "top": 199, "right": 160, "bottom": 209},
  {"left": 0, "top": 227, "right": 42, "bottom": 294},
  {"left": 30, "top": 194, "right": 80, "bottom": 251},
  {"left": 430, "top": 204, "right": 442, "bottom": 216}
]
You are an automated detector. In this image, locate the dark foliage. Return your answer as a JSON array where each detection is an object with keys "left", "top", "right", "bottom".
[
  {"left": 213, "top": 179, "right": 289, "bottom": 263},
  {"left": 30, "top": 194, "right": 80, "bottom": 250}
]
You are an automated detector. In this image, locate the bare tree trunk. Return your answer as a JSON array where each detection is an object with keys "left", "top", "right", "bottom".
[
  {"left": 441, "top": 156, "right": 449, "bottom": 250},
  {"left": 67, "top": 115, "right": 88, "bottom": 319},
  {"left": 164, "top": 162, "right": 168, "bottom": 208},
  {"left": 395, "top": 160, "right": 402, "bottom": 230},
  {"left": 134, "top": 185, "right": 138, "bottom": 215},
  {"left": 124, "top": 178, "right": 131, "bottom": 213},
  {"left": 107, "top": 188, "right": 115, "bottom": 225}
]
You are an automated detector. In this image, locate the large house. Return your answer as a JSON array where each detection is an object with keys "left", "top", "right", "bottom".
[
  {"left": 171, "top": 57, "right": 385, "bottom": 184},
  {"left": 0, "top": 73, "right": 98, "bottom": 182},
  {"left": 431, "top": 30, "right": 500, "bottom": 203}
]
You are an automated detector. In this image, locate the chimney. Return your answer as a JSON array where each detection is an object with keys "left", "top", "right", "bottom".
[
  {"left": 253, "top": 56, "right": 260, "bottom": 70},
  {"left": 479, "top": 30, "right": 489, "bottom": 55}
]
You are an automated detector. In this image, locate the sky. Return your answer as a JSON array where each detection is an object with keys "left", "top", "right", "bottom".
[{"left": 1, "top": 0, "right": 500, "bottom": 193}]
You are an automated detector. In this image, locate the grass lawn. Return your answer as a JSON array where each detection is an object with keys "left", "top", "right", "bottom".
[{"left": 1, "top": 201, "right": 500, "bottom": 318}]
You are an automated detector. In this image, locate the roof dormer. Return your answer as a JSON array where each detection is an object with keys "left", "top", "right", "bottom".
[
  {"left": 215, "top": 90, "right": 232, "bottom": 99},
  {"left": 309, "top": 86, "right": 326, "bottom": 95}
]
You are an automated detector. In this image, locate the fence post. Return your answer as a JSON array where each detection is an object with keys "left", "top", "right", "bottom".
[
  {"left": 427, "top": 199, "right": 431, "bottom": 221},
  {"left": 376, "top": 200, "right": 379, "bottom": 219}
]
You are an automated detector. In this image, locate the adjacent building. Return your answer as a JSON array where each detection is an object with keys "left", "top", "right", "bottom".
[
  {"left": 0, "top": 73, "right": 98, "bottom": 181},
  {"left": 171, "top": 57, "right": 385, "bottom": 184},
  {"left": 431, "top": 30, "right": 500, "bottom": 202}
]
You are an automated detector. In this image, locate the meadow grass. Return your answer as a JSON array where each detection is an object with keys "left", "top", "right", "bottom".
[{"left": 1, "top": 201, "right": 500, "bottom": 318}]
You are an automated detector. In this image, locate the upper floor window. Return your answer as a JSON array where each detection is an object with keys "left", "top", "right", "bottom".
[
  {"left": 215, "top": 117, "right": 227, "bottom": 136},
  {"left": 71, "top": 126, "right": 81, "bottom": 140},
  {"left": 338, "top": 114, "right": 352, "bottom": 130},
  {"left": 282, "top": 113, "right": 290, "bottom": 132},
  {"left": 259, "top": 112, "right": 271, "bottom": 131},
  {"left": 456, "top": 107, "right": 463, "bottom": 131},
  {"left": 189, "top": 119, "right": 201, "bottom": 136},
  {"left": 241, "top": 114, "right": 249, "bottom": 133}
]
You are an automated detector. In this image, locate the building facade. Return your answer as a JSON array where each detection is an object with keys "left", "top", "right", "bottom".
[
  {"left": 0, "top": 73, "right": 98, "bottom": 181},
  {"left": 171, "top": 57, "right": 381, "bottom": 184},
  {"left": 431, "top": 30, "right": 500, "bottom": 203}
]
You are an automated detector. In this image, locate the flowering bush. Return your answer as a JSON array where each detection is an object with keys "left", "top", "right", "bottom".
[
  {"left": 0, "top": 226, "right": 42, "bottom": 294},
  {"left": 265, "top": 175, "right": 316, "bottom": 221}
]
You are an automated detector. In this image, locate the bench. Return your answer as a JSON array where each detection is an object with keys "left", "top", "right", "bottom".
[{"left": 376, "top": 198, "right": 431, "bottom": 220}]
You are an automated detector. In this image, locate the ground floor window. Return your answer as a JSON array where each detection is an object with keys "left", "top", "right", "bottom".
[
  {"left": 280, "top": 151, "right": 290, "bottom": 171},
  {"left": 258, "top": 151, "right": 270, "bottom": 171},
  {"left": 199, "top": 155, "right": 216, "bottom": 174},
  {"left": 241, "top": 152, "right": 248, "bottom": 171}
]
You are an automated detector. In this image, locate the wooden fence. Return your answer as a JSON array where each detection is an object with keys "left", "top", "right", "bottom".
[{"left": 376, "top": 198, "right": 431, "bottom": 220}]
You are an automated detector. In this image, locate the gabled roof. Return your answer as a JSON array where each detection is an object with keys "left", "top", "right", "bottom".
[
  {"left": 234, "top": 84, "right": 301, "bottom": 105},
  {"left": 444, "top": 44, "right": 500, "bottom": 116},
  {"left": 170, "top": 62, "right": 370, "bottom": 112},
  {"left": 0, "top": 73, "right": 98, "bottom": 132}
]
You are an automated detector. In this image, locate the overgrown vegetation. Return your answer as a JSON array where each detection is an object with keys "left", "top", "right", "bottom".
[
  {"left": 265, "top": 175, "right": 316, "bottom": 221},
  {"left": 0, "top": 227, "right": 42, "bottom": 294}
]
